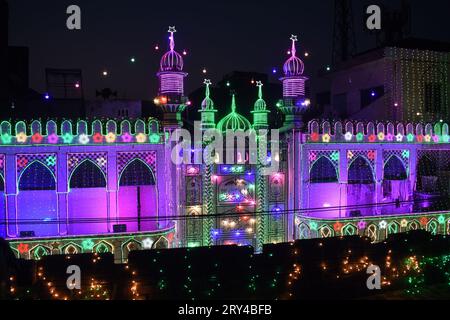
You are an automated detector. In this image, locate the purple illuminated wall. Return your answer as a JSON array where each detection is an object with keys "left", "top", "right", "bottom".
[
  {"left": 118, "top": 185, "right": 157, "bottom": 231},
  {"left": 68, "top": 188, "right": 108, "bottom": 235}
]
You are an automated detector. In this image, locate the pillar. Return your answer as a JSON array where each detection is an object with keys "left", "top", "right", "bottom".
[
  {"left": 107, "top": 152, "right": 118, "bottom": 233},
  {"left": 56, "top": 151, "right": 68, "bottom": 235},
  {"left": 5, "top": 154, "right": 17, "bottom": 237}
]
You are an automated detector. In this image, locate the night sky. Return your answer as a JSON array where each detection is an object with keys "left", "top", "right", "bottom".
[{"left": 8, "top": 0, "right": 450, "bottom": 100}]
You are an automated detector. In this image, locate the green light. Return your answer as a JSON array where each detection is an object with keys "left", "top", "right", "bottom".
[
  {"left": 438, "top": 215, "right": 446, "bottom": 224},
  {"left": 149, "top": 133, "right": 160, "bottom": 143},
  {"left": 81, "top": 239, "right": 95, "bottom": 250},
  {"left": 62, "top": 133, "right": 74, "bottom": 144},
  {"left": 356, "top": 132, "right": 364, "bottom": 142},
  {"left": 407, "top": 133, "right": 414, "bottom": 142},
  {"left": 1, "top": 133, "right": 12, "bottom": 144}
]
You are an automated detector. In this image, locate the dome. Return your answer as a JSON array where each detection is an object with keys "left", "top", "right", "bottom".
[
  {"left": 253, "top": 98, "right": 267, "bottom": 111},
  {"left": 201, "top": 96, "right": 215, "bottom": 110},
  {"left": 159, "top": 27, "right": 184, "bottom": 72},
  {"left": 283, "top": 55, "right": 304, "bottom": 76},
  {"left": 217, "top": 95, "right": 251, "bottom": 132},
  {"left": 253, "top": 81, "right": 267, "bottom": 111},
  {"left": 200, "top": 79, "right": 215, "bottom": 111},
  {"left": 160, "top": 50, "right": 184, "bottom": 72},
  {"left": 283, "top": 35, "right": 304, "bottom": 76}
]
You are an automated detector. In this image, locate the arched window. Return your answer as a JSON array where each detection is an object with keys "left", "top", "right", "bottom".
[
  {"left": 310, "top": 157, "right": 338, "bottom": 183},
  {"left": 119, "top": 159, "right": 155, "bottom": 186},
  {"left": 384, "top": 156, "right": 407, "bottom": 180},
  {"left": 348, "top": 157, "right": 374, "bottom": 184},
  {"left": 17, "top": 162, "right": 57, "bottom": 237},
  {"left": 118, "top": 159, "right": 157, "bottom": 232},
  {"left": 68, "top": 160, "right": 107, "bottom": 235},
  {"left": 70, "top": 160, "right": 106, "bottom": 189}
]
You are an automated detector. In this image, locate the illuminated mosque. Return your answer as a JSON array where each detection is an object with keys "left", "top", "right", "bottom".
[{"left": 2, "top": 27, "right": 450, "bottom": 262}]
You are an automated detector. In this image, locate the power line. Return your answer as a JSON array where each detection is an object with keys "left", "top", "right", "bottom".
[{"left": 0, "top": 195, "right": 447, "bottom": 226}]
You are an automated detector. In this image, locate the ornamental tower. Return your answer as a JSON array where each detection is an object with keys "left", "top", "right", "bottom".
[
  {"left": 278, "top": 35, "right": 309, "bottom": 130},
  {"left": 155, "top": 26, "right": 188, "bottom": 129},
  {"left": 199, "top": 79, "right": 217, "bottom": 131},
  {"left": 199, "top": 79, "right": 217, "bottom": 246},
  {"left": 252, "top": 82, "right": 270, "bottom": 251}
]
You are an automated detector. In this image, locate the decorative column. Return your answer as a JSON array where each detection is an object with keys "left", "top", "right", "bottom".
[
  {"left": 56, "top": 151, "right": 68, "bottom": 235},
  {"left": 375, "top": 147, "right": 384, "bottom": 215},
  {"left": 154, "top": 26, "right": 188, "bottom": 246},
  {"left": 107, "top": 152, "right": 118, "bottom": 232},
  {"left": 339, "top": 147, "right": 348, "bottom": 218},
  {"left": 5, "top": 154, "right": 17, "bottom": 237},
  {"left": 199, "top": 80, "right": 217, "bottom": 247},
  {"left": 252, "top": 81, "right": 270, "bottom": 251}
]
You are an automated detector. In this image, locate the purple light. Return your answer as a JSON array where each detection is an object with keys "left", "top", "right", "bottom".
[
  {"left": 371, "top": 91, "right": 376, "bottom": 97},
  {"left": 272, "top": 68, "right": 277, "bottom": 74},
  {"left": 44, "top": 93, "right": 50, "bottom": 100}
]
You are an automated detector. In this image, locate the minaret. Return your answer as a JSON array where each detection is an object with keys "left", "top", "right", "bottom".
[
  {"left": 252, "top": 81, "right": 270, "bottom": 251},
  {"left": 199, "top": 79, "right": 217, "bottom": 246},
  {"left": 278, "top": 35, "right": 309, "bottom": 130},
  {"left": 251, "top": 81, "right": 270, "bottom": 130},
  {"left": 199, "top": 79, "right": 217, "bottom": 130},
  {"left": 155, "top": 27, "right": 188, "bottom": 247},
  {"left": 155, "top": 26, "right": 188, "bottom": 129}
]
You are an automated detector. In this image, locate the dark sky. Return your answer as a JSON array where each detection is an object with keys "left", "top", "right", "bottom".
[{"left": 8, "top": 0, "right": 450, "bottom": 100}]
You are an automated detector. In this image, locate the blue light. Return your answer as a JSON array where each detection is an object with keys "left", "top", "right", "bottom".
[
  {"left": 371, "top": 91, "right": 376, "bottom": 97},
  {"left": 44, "top": 93, "right": 50, "bottom": 100},
  {"left": 272, "top": 68, "right": 277, "bottom": 74}
]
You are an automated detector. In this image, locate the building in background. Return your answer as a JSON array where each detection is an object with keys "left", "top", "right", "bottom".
[{"left": 322, "top": 38, "right": 450, "bottom": 122}]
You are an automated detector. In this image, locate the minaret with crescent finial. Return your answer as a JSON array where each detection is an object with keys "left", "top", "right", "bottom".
[
  {"left": 277, "top": 34, "right": 309, "bottom": 130},
  {"left": 199, "top": 79, "right": 217, "bottom": 131},
  {"left": 155, "top": 26, "right": 188, "bottom": 129}
]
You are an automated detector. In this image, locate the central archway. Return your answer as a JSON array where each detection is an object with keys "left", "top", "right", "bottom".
[
  {"left": 347, "top": 156, "right": 375, "bottom": 216},
  {"left": 68, "top": 160, "right": 108, "bottom": 235},
  {"left": 118, "top": 159, "right": 157, "bottom": 232},
  {"left": 17, "top": 162, "right": 57, "bottom": 237}
]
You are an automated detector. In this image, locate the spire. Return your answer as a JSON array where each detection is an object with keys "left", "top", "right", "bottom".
[
  {"left": 253, "top": 81, "right": 267, "bottom": 111},
  {"left": 256, "top": 81, "right": 263, "bottom": 100},
  {"left": 200, "top": 79, "right": 215, "bottom": 111},
  {"left": 204, "top": 79, "right": 211, "bottom": 98},
  {"left": 231, "top": 94, "right": 237, "bottom": 113},
  {"left": 168, "top": 26, "right": 176, "bottom": 51},
  {"left": 290, "top": 34, "right": 298, "bottom": 57}
]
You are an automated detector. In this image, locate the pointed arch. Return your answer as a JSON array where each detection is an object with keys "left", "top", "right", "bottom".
[
  {"left": 388, "top": 221, "right": 400, "bottom": 235},
  {"left": 154, "top": 236, "right": 169, "bottom": 249},
  {"left": 17, "top": 161, "right": 57, "bottom": 237},
  {"left": 319, "top": 225, "right": 334, "bottom": 238},
  {"left": 342, "top": 223, "right": 357, "bottom": 236},
  {"left": 118, "top": 158, "right": 156, "bottom": 187},
  {"left": 427, "top": 219, "right": 438, "bottom": 235},
  {"left": 68, "top": 159, "right": 108, "bottom": 235},
  {"left": 62, "top": 242, "right": 83, "bottom": 255},
  {"left": 69, "top": 159, "right": 106, "bottom": 189},
  {"left": 298, "top": 223, "right": 311, "bottom": 239},
  {"left": 384, "top": 155, "right": 407, "bottom": 180},
  {"left": 118, "top": 158, "right": 158, "bottom": 232},
  {"left": 310, "top": 156, "right": 338, "bottom": 183},
  {"left": 94, "top": 241, "right": 113, "bottom": 254},
  {"left": 348, "top": 156, "right": 374, "bottom": 184}
]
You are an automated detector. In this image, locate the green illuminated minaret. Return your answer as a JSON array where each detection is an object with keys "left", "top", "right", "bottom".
[
  {"left": 252, "top": 81, "right": 270, "bottom": 131},
  {"left": 199, "top": 79, "right": 217, "bottom": 130},
  {"left": 252, "top": 81, "right": 270, "bottom": 251},
  {"left": 199, "top": 79, "right": 217, "bottom": 246}
]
